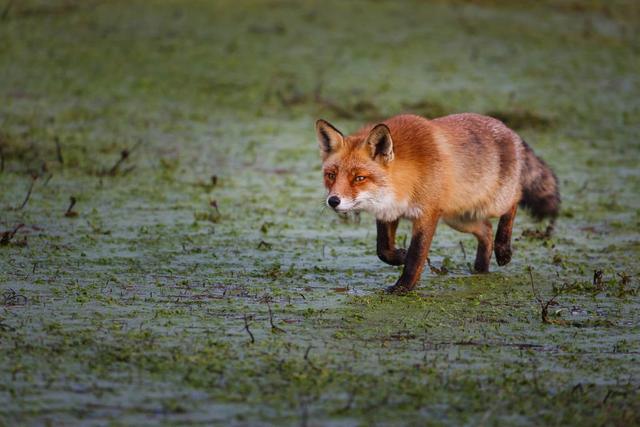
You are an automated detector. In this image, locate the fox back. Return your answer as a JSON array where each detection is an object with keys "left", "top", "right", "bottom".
[{"left": 317, "top": 113, "right": 537, "bottom": 222}]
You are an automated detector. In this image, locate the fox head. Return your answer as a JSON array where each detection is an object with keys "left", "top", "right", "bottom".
[{"left": 315, "top": 119, "right": 397, "bottom": 217}]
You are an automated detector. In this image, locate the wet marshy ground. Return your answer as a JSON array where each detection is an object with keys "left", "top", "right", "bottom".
[{"left": 1, "top": 0, "right": 639, "bottom": 425}]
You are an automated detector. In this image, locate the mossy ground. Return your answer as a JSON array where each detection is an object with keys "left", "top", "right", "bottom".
[{"left": 1, "top": 0, "right": 639, "bottom": 425}]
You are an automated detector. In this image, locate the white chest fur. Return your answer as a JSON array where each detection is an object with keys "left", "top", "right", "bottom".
[{"left": 355, "top": 188, "right": 422, "bottom": 222}]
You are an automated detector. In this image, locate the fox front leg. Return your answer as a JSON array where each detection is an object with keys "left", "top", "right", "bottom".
[
  {"left": 376, "top": 219, "right": 406, "bottom": 266},
  {"left": 385, "top": 213, "right": 439, "bottom": 294}
]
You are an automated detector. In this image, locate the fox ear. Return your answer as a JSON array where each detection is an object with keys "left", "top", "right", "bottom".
[
  {"left": 365, "top": 124, "right": 394, "bottom": 163},
  {"left": 315, "top": 119, "right": 344, "bottom": 159}
]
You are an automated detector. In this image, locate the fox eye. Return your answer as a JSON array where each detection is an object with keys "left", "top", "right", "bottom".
[
  {"left": 354, "top": 176, "right": 366, "bottom": 182},
  {"left": 325, "top": 172, "right": 336, "bottom": 180}
]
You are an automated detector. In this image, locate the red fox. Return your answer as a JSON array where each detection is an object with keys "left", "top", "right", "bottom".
[{"left": 315, "top": 113, "right": 560, "bottom": 294}]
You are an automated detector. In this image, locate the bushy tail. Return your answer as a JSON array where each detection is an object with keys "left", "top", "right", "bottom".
[{"left": 519, "top": 141, "right": 560, "bottom": 225}]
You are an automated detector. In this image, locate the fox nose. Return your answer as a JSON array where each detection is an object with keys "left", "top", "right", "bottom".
[{"left": 327, "top": 196, "right": 340, "bottom": 208}]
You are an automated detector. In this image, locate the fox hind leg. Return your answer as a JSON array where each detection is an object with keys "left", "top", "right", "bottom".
[
  {"left": 445, "top": 218, "right": 493, "bottom": 273},
  {"left": 494, "top": 204, "right": 518, "bottom": 266}
]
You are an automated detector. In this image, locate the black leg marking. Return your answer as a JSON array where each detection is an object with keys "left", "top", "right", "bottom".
[
  {"left": 495, "top": 204, "right": 517, "bottom": 266},
  {"left": 376, "top": 220, "right": 406, "bottom": 266}
]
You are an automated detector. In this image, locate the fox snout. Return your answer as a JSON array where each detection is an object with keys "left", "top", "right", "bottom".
[
  {"left": 327, "top": 196, "right": 340, "bottom": 208},
  {"left": 326, "top": 194, "right": 356, "bottom": 212}
]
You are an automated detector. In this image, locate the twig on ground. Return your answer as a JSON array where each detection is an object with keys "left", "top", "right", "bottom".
[
  {"left": 64, "top": 196, "right": 78, "bottom": 217},
  {"left": 108, "top": 149, "right": 129, "bottom": 175},
  {"left": 18, "top": 173, "right": 38, "bottom": 210},
  {"left": 257, "top": 240, "right": 272, "bottom": 250},
  {"left": 106, "top": 140, "right": 142, "bottom": 176},
  {"left": 2, "top": 289, "right": 28, "bottom": 306},
  {"left": 522, "top": 218, "right": 555, "bottom": 240},
  {"left": 528, "top": 267, "right": 565, "bottom": 325},
  {"left": 339, "top": 390, "right": 356, "bottom": 413},
  {"left": 210, "top": 200, "right": 220, "bottom": 216},
  {"left": 459, "top": 241, "right": 467, "bottom": 260},
  {"left": 303, "top": 344, "right": 320, "bottom": 371},
  {"left": 304, "top": 345, "right": 313, "bottom": 360},
  {"left": 593, "top": 269, "right": 604, "bottom": 291},
  {"left": 616, "top": 271, "right": 631, "bottom": 286},
  {"left": 1, "top": 223, "right": 24, "bottom": 246},
  {"left": 544, "top": 218, "right": 556, "bottom": 237},
  {"left": 602, "top": 389, "right": 628, "bottom": 404},
  {"left": 267, "top": 302, "right": 286, "bottom": 334},
  {"left": 54, "top": 137, "right": 64, "bottom": 165},
  {"left": 243, "top": 314, "right": 255, "bottom": 344},
  {"left": 427, "top": 257, "right": 448, "bottom": 275}
]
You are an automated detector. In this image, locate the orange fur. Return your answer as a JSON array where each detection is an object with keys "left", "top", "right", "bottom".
[{"left": 315, "top": 113, "right": 559, "bottom": 293}]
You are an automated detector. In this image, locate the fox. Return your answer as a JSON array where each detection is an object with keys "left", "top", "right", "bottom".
[{"left": 315, "top": 113, "right": 560, "bottom": 294}]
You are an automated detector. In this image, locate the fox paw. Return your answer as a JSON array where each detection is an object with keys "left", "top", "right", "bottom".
[
  {"left": 473, "top": 261, "right": 490, "bottom": 274},
  {"left": 495, "top": 245, "right": 512, "bottom": 266},
  {"left": 378, "top": 248, "right": 407, "bottom": 266},
  {"left": 384, "top": 284, "right": 412, "bottom": 295}
]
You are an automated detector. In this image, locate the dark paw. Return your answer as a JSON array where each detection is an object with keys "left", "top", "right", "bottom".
[
  {"left": 384, "top": 284, "right": 412, "bottom": 295},
  {"left": 473, "top": 262, "right": 490, "bottom": 274},
  {"left": 495, "top": 245, "right": 512, "bottom": 266},
  {"left": 377, "top": 248, "right": 407, "bottom": 266},
  {"left": 473, "top": 256, "right": 490, "bottom": 274}
]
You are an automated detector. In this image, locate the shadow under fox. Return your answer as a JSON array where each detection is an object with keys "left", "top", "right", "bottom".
[{"left": 316, "top": 113, "right": 560, "bottom": 294}]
